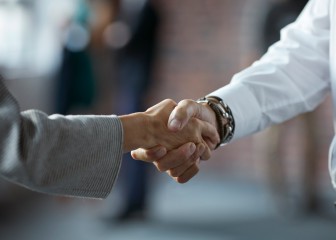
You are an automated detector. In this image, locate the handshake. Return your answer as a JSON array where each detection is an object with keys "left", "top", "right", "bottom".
[{"left": 119, "top": 98, "right": 220, "bottom": 183}]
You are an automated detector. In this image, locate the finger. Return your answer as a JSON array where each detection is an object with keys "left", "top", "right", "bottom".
[
  {"left": 200, "top": 143, "right": 212, "bottom": 160},
  {"left": 194, "top": 143, "right": 205, "bottom": 159},
  {"left": 167, "top": 148, "right": 201, "bottom": 177},
  {"left": 200, "top": 121, "right": 220, "bottom": 150},
  {"left": 194, "top": 142, "right": 211, "bottom": 161},
  {"left": 167, "top": 159, "right": 195, "bottom": 178},
  {"left": 181, "top": 142, "right": 208, "bottom": 162},
  {"left": 131, "top": 145, "right": 167, "bottom": 162},
  {"left": 175, "top": 163, "right": 200, "bottom": 184},
  {"left": 154, "top": 142, "right": 196, "bottom": 172},
  {"left": 168, "top": 99, "right": 203, "bottom": 131}
]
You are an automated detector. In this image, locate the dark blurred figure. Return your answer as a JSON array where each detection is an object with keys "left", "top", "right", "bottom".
[
  {"left": 55, "top": 0, "right": 96, "bottom": 115},
  {"left": 260, "top": 0, "right": 322, "bottom": 215},
  {"left": 106, "top": 0, "right": 160, "bottom": 221}
]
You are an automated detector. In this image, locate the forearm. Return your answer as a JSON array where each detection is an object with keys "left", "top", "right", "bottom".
[
  {"left": 9, "top": 111, "right": 123, "bottom": 198},
  {"left": 0, "top": 81, "right": 123, "bottom": 199},
  {"left": 211, "top": 0, "right": 330, "bottom": 140}
]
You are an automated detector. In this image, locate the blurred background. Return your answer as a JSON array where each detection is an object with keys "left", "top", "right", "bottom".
[{"left": 1, "top": 0, "right": 336, "bottom": 239}]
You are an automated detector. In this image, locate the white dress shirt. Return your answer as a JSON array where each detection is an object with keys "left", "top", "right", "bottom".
[{"left": 210, "top": 0, "right": 336, "bottom": 187}]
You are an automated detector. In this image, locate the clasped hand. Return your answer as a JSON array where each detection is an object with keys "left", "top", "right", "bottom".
[{"left": 122, "top": 99, "right": 218, "bottom": 183}]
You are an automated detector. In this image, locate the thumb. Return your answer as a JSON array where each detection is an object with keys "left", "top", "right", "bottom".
[{"left": 168, "top": 99, "right": 202, "bottom": 131}]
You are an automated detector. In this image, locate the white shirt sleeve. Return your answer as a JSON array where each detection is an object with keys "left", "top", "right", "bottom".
[{"left": 209, "top": 0, "right": 331, "bottom": 141}]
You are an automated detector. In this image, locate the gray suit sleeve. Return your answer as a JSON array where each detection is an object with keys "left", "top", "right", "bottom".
[{"left": 0, "top": 80, "right": 123, "bottom": 199}]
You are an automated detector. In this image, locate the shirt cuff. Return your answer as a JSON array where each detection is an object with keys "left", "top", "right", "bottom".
[{"left": 207, "top": 82, "right": 261, "bottom": 141}]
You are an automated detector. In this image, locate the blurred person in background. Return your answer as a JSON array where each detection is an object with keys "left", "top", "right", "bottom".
[
  {"left": 0, "top": 0, "right": 221, "bottom": 220},
  {"left": 133, "top": 0, "right": 336, "bottom": 202},
  {"left": 104, "top": 0, "right": 161, "bottom": 221},
  {"left": 55, "top": 0, "right": 96, "bottom": 115}
]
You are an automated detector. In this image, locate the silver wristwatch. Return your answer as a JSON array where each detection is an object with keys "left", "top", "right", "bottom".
[{"left": 196, "top": 96, "right": 235, "bottom": 148}]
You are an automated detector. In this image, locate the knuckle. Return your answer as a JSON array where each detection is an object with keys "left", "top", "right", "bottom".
[
  {"left": 164, "top": 99, "right": 177, "bottom": 106},
  {"left": 189, "top": 117, "right": 198, "bottom": 126},
  {"left": 179, "top": 99, "right": 194, "bottom": 107},
  {"left": 147, "top": 150, "right": 158, "bottom": 159},
  {"left": 169, "top": 169, "right": 180, "bottom": 178}
]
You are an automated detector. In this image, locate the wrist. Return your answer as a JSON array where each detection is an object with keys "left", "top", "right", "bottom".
[
  {"left": 196, "top": 96, "right": 235, "bottom": 148},
  {"left": 120, "top": 112, "right": 153, "bottom": 152},
  {"left": 198, "top": 102, "right": 219, "bottom": 131}
]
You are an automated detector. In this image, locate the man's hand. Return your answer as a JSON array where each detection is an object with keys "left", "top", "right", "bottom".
[{"left": 143, "top": 99, "right": 219, "bottom": 152}]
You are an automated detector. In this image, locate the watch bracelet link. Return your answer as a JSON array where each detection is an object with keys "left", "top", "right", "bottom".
[
  {"left": 208, "top": 101, "right": 226, "bottom": 149},
  {"left": 196, "top": 96, "right": 235, "bottom": 148}
]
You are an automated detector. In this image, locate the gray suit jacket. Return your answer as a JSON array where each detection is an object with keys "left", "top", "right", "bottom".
[{"left": 0, "top": 80, "right": 123, "bottom": 199}]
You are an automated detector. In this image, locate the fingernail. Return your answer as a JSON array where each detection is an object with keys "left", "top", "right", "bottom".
[
  {"left": 189, "top": 143, "right": 196, "bottom": 155},
  {"left": 131, "top": 151, "right": 137, "bottom": 159},
  {"left": 169, "top": 119, "right": 181, "bottom": 130}
]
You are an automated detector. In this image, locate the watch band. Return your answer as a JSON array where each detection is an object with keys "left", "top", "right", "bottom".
[{"left": 196, "top": 96, "right": 235, "bottom": 148}]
